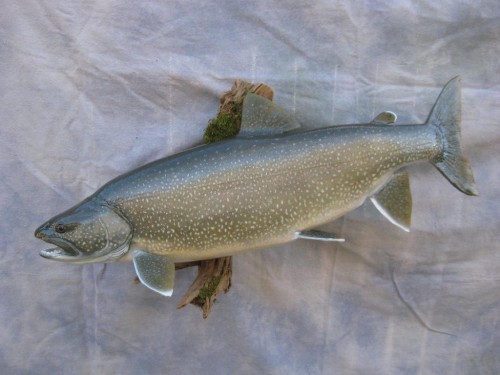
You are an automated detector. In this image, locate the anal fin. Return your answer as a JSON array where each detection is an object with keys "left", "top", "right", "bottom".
[
  {"left": 296, "top": 230, "right": 345, "bottom": 242},
  {"left": 370, "top": 170, "right": 412, "bottom": 232},
  {"left": 133, "top": 250, "right": 175, "bottom": 297}
]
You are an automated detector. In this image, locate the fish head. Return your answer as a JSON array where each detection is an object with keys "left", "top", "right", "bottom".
[{"left": 35, "top": 199, "right": 132, "bottom": 264}]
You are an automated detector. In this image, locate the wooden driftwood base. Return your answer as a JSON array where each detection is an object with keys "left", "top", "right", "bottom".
[
  {"left": 176, "top": 257, "right": 232, "bottom": 318},
  {"left": 174, "top": 79, "right": 274, "bottom": 318}
]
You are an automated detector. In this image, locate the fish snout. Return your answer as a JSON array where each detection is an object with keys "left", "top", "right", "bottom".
[{"left": 34, "top": 224, "right": 50, "bottom": 239}]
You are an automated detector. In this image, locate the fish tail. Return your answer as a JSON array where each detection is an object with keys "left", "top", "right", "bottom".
[{"left": 427, "top": 76, "right": 478, "bottom": 196}]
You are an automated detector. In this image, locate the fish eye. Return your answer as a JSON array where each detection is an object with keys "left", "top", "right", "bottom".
[{"left": 55, "top": 224, "right": 66, "bottom": 233}]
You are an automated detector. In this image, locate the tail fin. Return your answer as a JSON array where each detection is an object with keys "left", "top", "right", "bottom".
[{"left": 427, "top": 77, "right": 478, "bottom": 196}]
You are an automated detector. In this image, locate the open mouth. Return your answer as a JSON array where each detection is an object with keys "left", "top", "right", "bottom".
[
  {"left": 40, "top": 247, "right": 75, "bottom": 258},
  {"left": 39, "top": 238, "right": 80, "bottom": 261}
]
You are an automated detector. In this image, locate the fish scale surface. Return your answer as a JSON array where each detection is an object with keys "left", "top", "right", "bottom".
[{"left": 97, "top": 124, "right": 437, "bottom": 261}]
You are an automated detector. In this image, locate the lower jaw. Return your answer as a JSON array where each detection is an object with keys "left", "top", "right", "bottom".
[{"left": 40, "top": 247, "right": 80, "bottom": 262}]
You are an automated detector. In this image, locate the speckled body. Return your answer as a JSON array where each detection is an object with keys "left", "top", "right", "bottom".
[
  {"left": 96, "top": 124, "right": 438, "bottom": 261},
  {"left": 35, "top": 78, "right": 477, "bottom": 296}
]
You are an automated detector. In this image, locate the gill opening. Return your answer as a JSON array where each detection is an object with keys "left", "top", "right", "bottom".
[{"left": 98, "top": 216, "right": 111, "bottom": 250}]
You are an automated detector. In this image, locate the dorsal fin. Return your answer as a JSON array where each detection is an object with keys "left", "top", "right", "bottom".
[
  {"left": 370, "top": 170, "right": 412, "bottom": 232},
  {"left": 239, "top": 93, "right": 301, "bottom": 136},
  {"left": 372, "top": 111, "right": 397, "bottom": 125}
]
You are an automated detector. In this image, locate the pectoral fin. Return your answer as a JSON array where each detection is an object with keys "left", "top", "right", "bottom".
[
  {"left": 372, "top": 111, "right": 397, "bottom": 125},
  {"left": 133, "top": 250, "right": 175, "bottom": 297},
  {"left": 296, "top": 230, "right": 345, "bottom": 242},
  {"left": 370, "top": 171, "right": 412, "bottom": 232}
]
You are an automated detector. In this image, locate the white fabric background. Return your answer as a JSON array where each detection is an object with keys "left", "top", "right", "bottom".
[{"left": 1, "top": 1, "right": 499, "bottom": 374}]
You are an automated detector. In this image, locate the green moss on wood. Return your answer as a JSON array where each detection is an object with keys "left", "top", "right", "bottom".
[
  {"left": 203, "top": 114, "right": 239, "bottom": 143},
  {"left": 193, "top": 276, "right": 222, "bottom": 306},
  {"left": 203, "top": 102, "right": 243, "bottom": 144}
]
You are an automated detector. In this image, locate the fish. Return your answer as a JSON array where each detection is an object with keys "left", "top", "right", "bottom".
[{"left": 34, "top": 77, "right": 477, "bottom": 297}]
